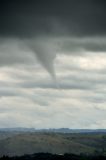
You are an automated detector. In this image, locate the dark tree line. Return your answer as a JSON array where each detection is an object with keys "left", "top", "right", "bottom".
[{"left": 0, "top": 153, "right": 106, "bottom": 160}]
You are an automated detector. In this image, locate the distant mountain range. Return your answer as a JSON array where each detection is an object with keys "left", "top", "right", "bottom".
[{"left": 0, "top": 128, "right": 106, "bottom": 133}]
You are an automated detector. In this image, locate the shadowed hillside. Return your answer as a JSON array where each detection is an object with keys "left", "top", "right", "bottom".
[{"left": 0, "top": 132, "right": 105, "bottom": 157}]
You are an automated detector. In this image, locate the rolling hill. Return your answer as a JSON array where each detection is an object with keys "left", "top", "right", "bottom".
[{"left": 0, "top": 132, "right": 105, "bottom": 156}]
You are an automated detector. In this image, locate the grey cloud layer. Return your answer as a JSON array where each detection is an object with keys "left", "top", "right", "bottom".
[
  {"left": 1, "top": 37, "right": 106, "bottom": 68},
  {"left": 0, "top": 60, "right": 106, "bottom": 128},
  {"left": 0, "top": 39, "right": 35, "bottom": 66},
  {"left": 0, "top": 0, "right": 106, "bottom": 128}
]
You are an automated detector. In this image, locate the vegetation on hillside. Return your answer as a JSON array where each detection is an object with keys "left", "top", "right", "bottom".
[{"left": 0, "top": 132, "right": 105, "bottom": 156}]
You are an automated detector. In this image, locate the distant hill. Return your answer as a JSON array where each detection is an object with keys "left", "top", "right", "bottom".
[
  {"left": 0, "top": 132, "right": 105, "bottom": 157},
  {"left": 0, "top": 128, "right": 106, "bottom": 133}
]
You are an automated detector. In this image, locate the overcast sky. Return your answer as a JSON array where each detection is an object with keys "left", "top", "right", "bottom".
[{"left": 0, "top": 0, "right": 106, "bottom": 129}]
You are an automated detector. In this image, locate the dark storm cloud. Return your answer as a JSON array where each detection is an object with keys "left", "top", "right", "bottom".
[
  {"left": 0, "top": 0, "right": 106, "bottom": 38},
  {"left": 0, "top": 0, "right": 106, "bottom": 77}
]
